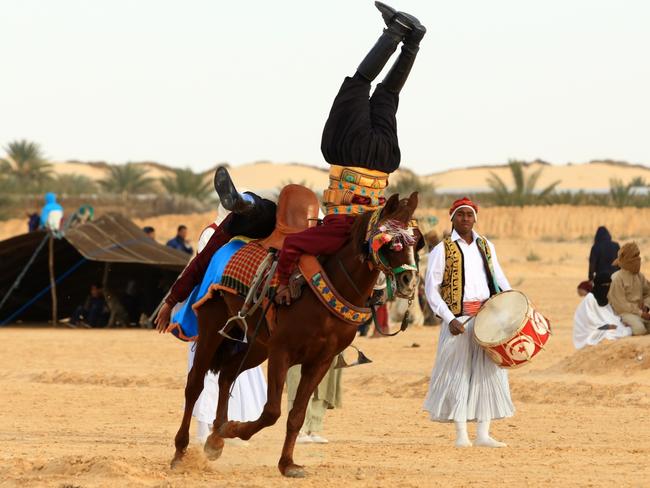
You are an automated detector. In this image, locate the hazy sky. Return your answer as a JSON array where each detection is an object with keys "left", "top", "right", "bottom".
[{"left": 2, "top": 0, "right": 649, "bottom": 174}]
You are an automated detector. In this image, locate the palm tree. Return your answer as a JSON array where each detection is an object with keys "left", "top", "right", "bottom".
[
  {"left": 160, "top": 168, "right": 212, "bottom": 201},
  {"left": 53, "top": 174, "right": 98, "bottom": 196},
  {"left": 98, "top": 163, "right": 154, "bottom": 200},
  {"left": 486, "top": 160, "right": 561, "bottom": 206},
  {"left": 0, "top": 139, "right": 53, "bottom": 190}
]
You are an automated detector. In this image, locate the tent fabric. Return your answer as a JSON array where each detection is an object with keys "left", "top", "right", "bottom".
[
  {"left": 63, "top": 213, "right": 189, "bottom": 267},
  {"left": 0, "top": 213, "right": 189, "bottom": 323}
]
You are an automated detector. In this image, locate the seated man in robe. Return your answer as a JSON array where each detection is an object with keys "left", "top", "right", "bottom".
[
  {"left": 69, "top": 284, "right": 109, "bottom": 328},
  {"left": 573, "top": 272, "right": 632, "bottom": 350},
  {"left": 607, "top": 242, "right": 650, "bottom": 336}
]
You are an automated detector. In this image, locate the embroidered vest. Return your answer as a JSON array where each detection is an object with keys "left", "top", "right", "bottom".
[
  {"left": 440, "top": 235, "right": 501, "bottom": 317},
  {"left": 323, "top": 165, "right": 389, "bottom": 216}
]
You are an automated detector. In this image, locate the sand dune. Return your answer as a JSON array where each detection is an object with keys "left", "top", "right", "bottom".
[{"left": 43, "top": 159, "right": 650, "bottom": 194}]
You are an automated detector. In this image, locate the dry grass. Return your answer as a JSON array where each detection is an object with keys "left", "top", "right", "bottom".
[{"left": 416, "top": 205, "right": 650, "bottom": 240}]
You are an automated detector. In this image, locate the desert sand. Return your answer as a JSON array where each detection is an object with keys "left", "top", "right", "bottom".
[{"left": 1, "top": 237, "right": 650, "bottom": 487}]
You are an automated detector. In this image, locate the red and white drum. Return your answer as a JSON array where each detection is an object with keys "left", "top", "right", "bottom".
[{"left": 473, "top": 290, "right": 551, "bottom": 369}]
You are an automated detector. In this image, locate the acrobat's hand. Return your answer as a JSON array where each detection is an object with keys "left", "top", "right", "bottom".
[
  {"left": 275, "top": 284, "right": 292, "bottom": 306},
  {"left": 155, "top": 302, "right": 173, "bottom": 333},
  {"left": 449, "top": 318, "right": 465, "bottom": 336}
]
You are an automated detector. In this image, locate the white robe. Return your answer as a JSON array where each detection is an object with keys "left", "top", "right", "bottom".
[
  {"left": 423, "top": 230, "right": 515, "bottom": 422},
  {"left": 188, "top": 219, "right": 267, "bottom": 424},
  {"left": 573, "top": 293, "right": 632, "bottom": 350}
]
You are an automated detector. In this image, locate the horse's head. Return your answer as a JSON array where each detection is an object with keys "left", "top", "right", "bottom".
[{"left": 364, "top": 192, "right": 421, "bottom": 299}]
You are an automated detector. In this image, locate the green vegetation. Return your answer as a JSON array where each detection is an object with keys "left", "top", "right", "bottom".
[
  {"left": 486, "top": 160, "right": 561, "bottom": 206},
  {"left": 98, "top": 162, "right": 154, "bottom": 200},
  {"left": 0, "top": 139, "right": 53, "bottom": 190},
  {"left": 161, "top": 168, "right": 212, "bottom": 200},
  {"left": 52, "top": 174, "right": 98, "bottom": 196}
]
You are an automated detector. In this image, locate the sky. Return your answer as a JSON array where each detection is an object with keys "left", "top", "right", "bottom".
[{"left": 1, "top": 0, "right": 649, "bottom": 174}]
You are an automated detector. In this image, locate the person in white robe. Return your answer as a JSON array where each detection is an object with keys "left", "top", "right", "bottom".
[
  {"left": 188, "top": 204, "right": 267, "bottom": 443},
  {"left": 573, "top": 272, "right": 632, "bottom": 350},
  {"left": 423, "top": 198, "right": 514, "bottom": 448}
]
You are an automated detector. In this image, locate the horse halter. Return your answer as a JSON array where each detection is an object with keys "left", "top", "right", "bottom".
[{"left": 364, "top": 208, "right": 418, "bottom": 299}]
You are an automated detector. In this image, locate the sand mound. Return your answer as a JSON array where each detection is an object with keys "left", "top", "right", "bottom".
[
  {"left": 510, "top": 378, "right": 650, "bottom": 407},
  {"left": 1, "top": 455, "right": 167, "bottom": 485},
  {"left": 31, "top": 370, "right": 182, "bottom": 389},
  {"left": 550, "top": 336, "right": 650, "bottom": 375}
]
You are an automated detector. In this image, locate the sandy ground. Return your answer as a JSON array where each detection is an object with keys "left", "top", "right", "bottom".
[{"left": 1, "top": 239, "right": 650, "bottom": 487}]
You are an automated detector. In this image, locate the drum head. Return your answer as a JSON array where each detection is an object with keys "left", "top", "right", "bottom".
[{"left": 474, "top": 291, "right": 529, "bottom": 345}]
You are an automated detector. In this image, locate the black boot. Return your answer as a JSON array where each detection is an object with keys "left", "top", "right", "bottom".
[
  {"left": 375, "top": 1, "right": 426, "bottom": 44},
  {"left": 380, "top": 41, "right": 420, "bottom": 94},
  {"left": 356, "top": 3, "right": 412, "bottom": 82},
  {"left": 213, "top": 167, "right": 254, "bottom": 214}
]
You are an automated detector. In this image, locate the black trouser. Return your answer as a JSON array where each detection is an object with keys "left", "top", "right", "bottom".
[
  {"left": 225, "top": 192, "right": 277, "bottom": 238},
  {"left": 321, "top": 74, "right": 400, "bottom": 173}
]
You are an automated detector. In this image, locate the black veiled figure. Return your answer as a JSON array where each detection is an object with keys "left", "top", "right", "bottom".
[{"left": 588, "top": 226, "right": 620, "bottom": 280}]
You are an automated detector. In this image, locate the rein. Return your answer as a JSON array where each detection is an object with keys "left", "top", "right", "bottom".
[{"left": 359, "top": 208, "right": 418, "bottom": 336}]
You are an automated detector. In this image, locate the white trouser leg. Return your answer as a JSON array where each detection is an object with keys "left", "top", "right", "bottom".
[
  {"left": 196, "top": 420, "right": 211, "bottom": 443},
  {"left": 454, "top": 421, "right": 472, "bottom": 447},
  {"left": 475, "top": 420, "right": 506, "bottom": 448}
]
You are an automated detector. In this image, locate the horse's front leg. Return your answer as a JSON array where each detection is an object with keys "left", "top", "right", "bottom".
[
  {"left": 202, "top": 371, "right": 232, "bottom": 460},
  {"left": 219, "top": 349, "right": 288, "bottom": 442},
  {"left": 171, "top": 300, "right": 222, "bottom": 468},
  {"left": 278, "top": 358, "right": 333, "bottom": 478}
]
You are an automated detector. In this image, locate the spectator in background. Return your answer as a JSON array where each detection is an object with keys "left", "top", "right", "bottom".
[
  {"left": 40, "top": 192, "right": 63, "bottom": 231},
  {"left": 573, "top": 272, "right": 631, "bottom": 349},
  {"left": 143, "top": 226, "right": 156, "bottom": 240},
  {"left": 608, "top": 242, "right": 650, "bottom": 336},
  {"left": 589, "top": 226, "right": 619, "bottom": 280},
  {"left": 27, "top": 212, "right": 40, "bottom": 232},
  {"left": 166, "top": 225, "right": 193, "bottom": 255},
  {"left": 69, "top": 283, "right": 109, "bottom": 328}
]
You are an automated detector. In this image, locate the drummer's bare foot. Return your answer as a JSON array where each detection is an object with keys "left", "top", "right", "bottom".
[{"left": 474, "top": 437, "right": 507, "bottom": 448}]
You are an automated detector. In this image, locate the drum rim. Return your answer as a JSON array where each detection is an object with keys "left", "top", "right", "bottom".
[{"left": 473, "top": 290, "right": 531, "bottom": 347}]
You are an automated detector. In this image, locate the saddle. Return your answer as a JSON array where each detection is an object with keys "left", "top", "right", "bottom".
[
  {"left": 259, "top": 184, "right": 321, "bottom": 250},
  {"left": 197, "top": 184, "right": 320, "bottom": 301}
]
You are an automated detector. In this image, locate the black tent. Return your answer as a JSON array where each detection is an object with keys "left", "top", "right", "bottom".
[{"left": 0, "top": 213, "right": 189, "bottom": 325}]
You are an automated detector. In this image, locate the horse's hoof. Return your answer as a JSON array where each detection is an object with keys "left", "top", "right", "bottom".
[
  {"left": 204, "top": 436, "right": 224, "bottom": 461},
  {"left": 170, "top": 451, "right": 185, "bottom": 469},
  {"left": 282, "top": 464, "right": 306, "bottom": 478}
]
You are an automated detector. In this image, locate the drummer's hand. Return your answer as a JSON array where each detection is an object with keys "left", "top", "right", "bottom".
[
  {"left": 155, "top": 302, "right": 173, "bottom": 333},
  {"left": 449, "top": 319, "right": 465, "bottom": 335}
]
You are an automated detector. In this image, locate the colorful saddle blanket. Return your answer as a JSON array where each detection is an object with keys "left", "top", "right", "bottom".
[
  {"left": 215, "top": 241, "right": 280, "bottom": 298},
  {"left": 169, "top": 236, "right": 249, "bottom": 341}
]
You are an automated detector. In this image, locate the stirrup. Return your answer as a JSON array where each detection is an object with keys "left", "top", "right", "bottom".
[
  {"left": 335, "top": 345, "right": 373, "bottom": 369},
  {"left": 218, "top": 312, "right": 249, "bottom": 343}
]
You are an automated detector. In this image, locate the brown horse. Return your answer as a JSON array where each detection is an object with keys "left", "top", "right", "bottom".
[{"left": 170, "top": 191, "right": 419, "bottom": 477}]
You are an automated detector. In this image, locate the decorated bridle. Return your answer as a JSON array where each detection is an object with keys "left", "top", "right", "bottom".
[{"left": 364, "top": 207, "right": 418, "bottom": 300}]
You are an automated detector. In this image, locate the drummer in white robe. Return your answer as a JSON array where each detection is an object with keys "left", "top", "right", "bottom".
[
  {"left": 423, "top": 197, "right": 514, "bottom": 448},
  {"left": 573, "top": 272, "right": 632, "bottom": 350},
  {"left": 187, "top": 204, "right": 267, "bottom": 443}
]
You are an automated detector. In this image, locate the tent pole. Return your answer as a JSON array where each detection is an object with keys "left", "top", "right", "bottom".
[{"left": 48, "top": 232, "right": 58, "bottom": 327}]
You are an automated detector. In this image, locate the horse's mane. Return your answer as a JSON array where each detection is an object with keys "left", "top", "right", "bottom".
[{"left": 349, "top": 211, "right": 374, "bottom": 260}]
